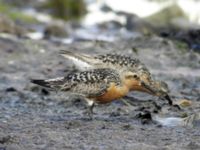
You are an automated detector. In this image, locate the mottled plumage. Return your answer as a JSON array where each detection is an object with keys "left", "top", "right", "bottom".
[
  {"left": 95, "top": 54, "right": 149, "bottom": 73},
  {"left": 31, "top": 68, "right": 151, "bottom": 117},
  {"left": 60, "top": 50, "right": 168, "bottom": 97},
  {"left": 60, "top": 50, "right": 149, "bottom": 74},
  {"left": 32, "top": 68, "right": 121, "bottom": 97}
]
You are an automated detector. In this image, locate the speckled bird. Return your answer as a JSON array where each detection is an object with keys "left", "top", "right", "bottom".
[
  {"left": 60, "top": 50, "right": 173, "bottom": 105},
  {"left": 31, "top": 68, "right": 154, "bottom": 118}
]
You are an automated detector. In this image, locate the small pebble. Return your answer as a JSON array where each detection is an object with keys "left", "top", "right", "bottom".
[{"left": 178, "top": 99, "right": 192, "bottom": 107}]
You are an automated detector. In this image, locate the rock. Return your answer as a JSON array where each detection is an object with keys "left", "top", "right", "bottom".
[
  {"left": 177, "top": 99, "right": 192, "bottom": 107},
  {"left": 44, "top": 24, "right": 68, "bottom": 38},
  {"left": 97, "top": 20, "right": 123, "bottom": 30},
  {"left": 182, "top": 113, "right": 200, "bottom": 127},
  {"left": 136, "top": 110, "right": 153, "bottom": 124},
  {"left": 0, "top": 14, "right": 27, "bottom": 36},
  {"left": 0, "top": 135, "right": 11, "bottom": 144},
  {"left": 100, "top": 4, "right": 113, "bottom": 12},
  {"left": 116, "top": 11, "right": 153, "bottom": 34},
  {"left": 5, "top": 87, "right": 17, "bottom": 92},
  {"left": 145, "top": 3, "right": 187, "bottom": 28},
  {"left": 186, "top": 142, "right": 200, "bottom": 149},
  {"left": 159, "top": 28, "right": 200, "bottom": 52}
]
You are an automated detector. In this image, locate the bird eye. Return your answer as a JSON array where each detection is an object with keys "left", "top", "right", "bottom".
[
  {"left": 133, "top": 74, "right": 138, "bottom": 78},
  {"left": 125, "top": 73, "right": 138, "bottom": 79}
]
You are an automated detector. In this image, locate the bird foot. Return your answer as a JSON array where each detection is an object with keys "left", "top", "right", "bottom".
[{"left": 83, "top": 104, "right": 96, "bottom": 120}]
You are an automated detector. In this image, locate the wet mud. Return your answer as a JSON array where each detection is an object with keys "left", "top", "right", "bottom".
[{"left": 0, "top": 35, "right": 200, "bottom": 150}]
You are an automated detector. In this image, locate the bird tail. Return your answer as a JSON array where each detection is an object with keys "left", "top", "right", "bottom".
[
  {"left": 60, "top": 50, "right": 101, "bottom": 70},
  {"left": 31, "top": 77, "right": 66, "bottom": 90}
]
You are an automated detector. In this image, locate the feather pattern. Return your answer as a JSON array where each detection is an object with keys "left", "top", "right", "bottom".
[{"left": 31, "top": 68, "right": 122, "bottom": 98}]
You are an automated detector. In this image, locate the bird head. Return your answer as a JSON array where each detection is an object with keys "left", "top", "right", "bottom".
[
  {"left": 127, "top": 70, "right": 173, "bottom": 105},
  {"left": 122, "top": 71, "right": 156, "bottom": 94}
]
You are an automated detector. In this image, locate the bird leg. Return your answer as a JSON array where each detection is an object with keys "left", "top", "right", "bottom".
[{"left": 85, "top": 99, "right": 95, "bottom": 120}]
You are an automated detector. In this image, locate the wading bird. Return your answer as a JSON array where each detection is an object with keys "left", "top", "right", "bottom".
[
  {"left": 31, "top": 68, "right": 155, "bottom": 119},
  {"left": 60, "top": 50, "right": 173, "bottom": 105}
]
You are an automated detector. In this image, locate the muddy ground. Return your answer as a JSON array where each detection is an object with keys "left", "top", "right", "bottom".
[{"left": 0, "top": 34, "right": 200, "bottom": 150}]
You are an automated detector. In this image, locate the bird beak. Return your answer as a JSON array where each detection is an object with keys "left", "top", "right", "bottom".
[
  {"left": 140, "top": 81, "right": 157, "bottom": 95},
  {"left": 140, "top": 81, "right": 173, "bottom": 106},
  {"left": 163, "top": 94, "right": 173, "bottom": 105}
]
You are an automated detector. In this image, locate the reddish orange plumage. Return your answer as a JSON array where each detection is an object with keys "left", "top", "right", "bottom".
[{"left": 93, "top": 82, "right": 129, "bottom": 104}]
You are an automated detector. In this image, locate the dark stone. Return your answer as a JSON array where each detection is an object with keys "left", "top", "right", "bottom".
[
  {"left": 5, "top": 87, "right": 17, "bottom": 92},
  {"left": 41, "top": 88, "right": 49, "bottom": 95},
  {"left": 0, "top": 135, "right": 11, "bottom": 144}
]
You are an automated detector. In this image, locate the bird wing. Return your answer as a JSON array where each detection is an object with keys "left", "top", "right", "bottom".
[
  {"left": 31, "top": 68, "right": 121, "bottom": 98},
  {"left": 65, "top": 81, "right": 110, "bottom": 98},
  {"left": 60, "top": 50, "right": 103, "bottom": 71},
  {"left": 60, "top": 51, "right": 150, "bottom": 76},
  {"left": 31, "top": 77, "right": 110, "bottom": 97},
  {"left": 31, "top": 77, "right": 68, "bottom": 90}
]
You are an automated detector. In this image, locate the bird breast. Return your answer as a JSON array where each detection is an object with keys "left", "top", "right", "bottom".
[{"left": 94, "top": 82, "right": 129, "bottom": 104}]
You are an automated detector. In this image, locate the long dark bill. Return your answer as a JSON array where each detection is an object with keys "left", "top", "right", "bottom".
[
  {"left": 164, "top": 94, "right": 173, "bottom": 105},
  {"left": 141, "top": 81, "right": 173, "bottom": 106},
  {"left": 140, "top": 81, "right": 156, "bottom": 94}
]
